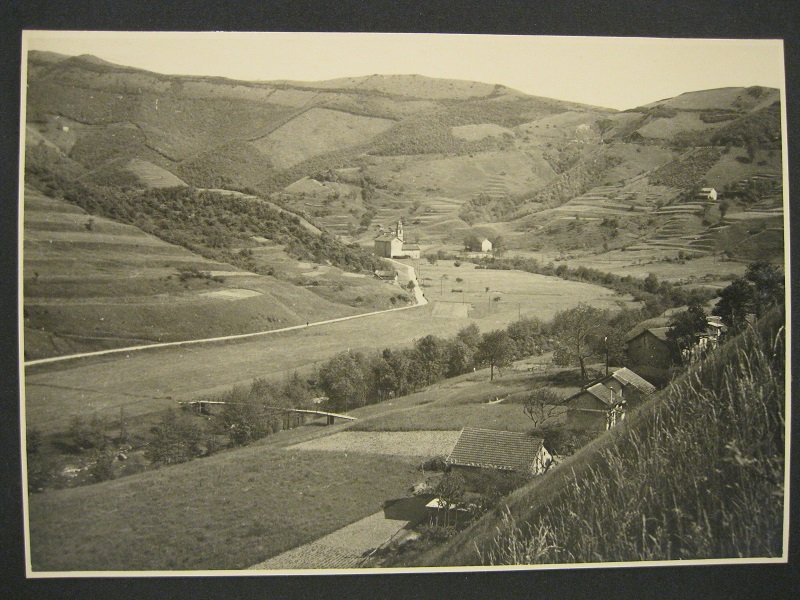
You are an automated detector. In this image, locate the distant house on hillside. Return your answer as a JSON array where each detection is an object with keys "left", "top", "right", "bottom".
[
  {"left": 445, "top": 427, "right": 552, "bottom": 477},
  {"left": 464, "top": 236, "right": 493, "bottom": 253},
  {"left": 374, "top": 269, "right": 398, "bottom": 282},
  {"left": 374, "top": 219, "right": 421, "bottom": 258},
  {"left": 696, "top": 187, "right": 718, "bottom": 202},
  {"left": 565, "top": 367, "right": 656, "bottom": 430}
]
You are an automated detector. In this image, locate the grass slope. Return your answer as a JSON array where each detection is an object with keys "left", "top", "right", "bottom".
[
  {"left": 406, "top": 309, "right": 785, "bottom": 566},
  {"left": 28, "top": 445, "right": 420, "bottom": 571},
  {"left": 22, "top": 187, "right": 399, "bottom": 359}
]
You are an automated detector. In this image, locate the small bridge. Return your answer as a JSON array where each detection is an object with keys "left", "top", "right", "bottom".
[{"left": 177, "top": 401, "right": 357, "bottom": 425}]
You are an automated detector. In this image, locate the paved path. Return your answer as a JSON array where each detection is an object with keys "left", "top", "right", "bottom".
[
  {"left": 386, "top": 257, "right": 427, "bottom": 306},
  {"left": 24, "top": 264, "right": 427, "bottom": 368},
  {"left": 249, "top": 510, "right": 410, "bottom": 570}
]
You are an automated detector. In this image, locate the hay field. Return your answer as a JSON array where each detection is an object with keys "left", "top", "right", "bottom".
[
  {"left": 289, "top": 431, "right": 461, "bottom": 457},
  {"left": 419, "top": 260, "right": 635, "bottom": 327}
]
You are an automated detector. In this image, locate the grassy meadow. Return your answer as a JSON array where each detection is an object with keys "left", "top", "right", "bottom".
[
  {"left": 24, "top": 258, "right": 627, "bottom": 436},
  {"left": 27, "top": 350, "right": 583, "bottom": 571},
  {"left": 28, "top": 445, "right": 421, "bottom": 571}
]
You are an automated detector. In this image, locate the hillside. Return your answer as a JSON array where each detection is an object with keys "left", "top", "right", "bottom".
[
  {"left": 398, "top": 308, "right": 785, "bottom": 566},
  {"left": 22, "top": 186, "right": 406, "bottom": 360},
  {"left": 23, "top": 51, "right": 785, "bottom": 359}
]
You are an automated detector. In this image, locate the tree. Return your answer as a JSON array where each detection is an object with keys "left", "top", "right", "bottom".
[
  {"left": 523, "top": 388, "right": 567, "bottom": 429},
  {"left": 745, "top": 261, "right": 784, "bottom": 317},
  {"left": 666, "top": 302, "right": 709, "bottom": 363},
  {"left": 551, "top": 303, "right": 606, "bottom": 381},
  {"left": 643, "top": 272, "right": 660, "bottom": 294},
  {"left": 491, "top": 235, "right": 505, "bottom": 255},
  {"left": 476, "top": 330, "right": 517, "bottom": 381},
  {"left": 413, "top": 335, "right": 449, "bottom": 386},
  {"left": 446, "top": 339, "right": 475, "bottom": 377},
  {"left": 464, "top": 232, "right": 482, "bottom": 251},
  {"left": 68, "top": 414, "right": 108, "bottom": 451},
  {"left": 713, "top": 277, "right": 754, "bottom": 333},
  {"left": 146, "top": 409, "right": 207, "bottom": 465},
  {"left": 280, "top": 372, "right": 313, "bottom": 410},
  {"left": 434, "top": 472, "right": 466, "bottom": 527},
  {"left": 370, "top": 354, "right": 396, "bottom": 402},
  {"left": 318, "top": 351, "right": 369, "bottom": 412},
  {"left": 506, "top": 317, "right": 545, "bottom": 358},
  {"left": 719, "top": 199, "right": 731, "bottom": 221},
  {"left": 217, "top": 385, "right": 277, "bottom": 446},
  {"left": 456, "top": 323, "right": 482, "bottom": 351}
]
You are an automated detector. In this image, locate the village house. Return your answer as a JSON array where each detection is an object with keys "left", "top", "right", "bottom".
[
  {"left": 696, "top": 187, "right": 718, "bottom": 202},
  {"left": 402, "top": 242, "right": 421, "bottom": 259},
  {"left": 374, "top": 220, "right": 404, "bottom": 258},
  {"left": 445, "top": 427, "right": 553, "bottom": 479},
  {"left": 682, "top": 315, "right": 727, "bottom": 362},
  {"left": 464, "top": 236, "right": 493, "bottom": 253},
  {"left": 565, "top": 367, "right": 656, "bottom": 430},
  {"left": 625, "top": 326, "right": 674, "bottom": 373}
]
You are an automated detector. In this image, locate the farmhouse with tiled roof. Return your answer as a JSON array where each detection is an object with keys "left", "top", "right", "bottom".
[
  {"left": 565, "top": 367, "right": 656, "bottom": 430},
  {"left": 445, "top": 427, "right": 552, "bottom": 475}
]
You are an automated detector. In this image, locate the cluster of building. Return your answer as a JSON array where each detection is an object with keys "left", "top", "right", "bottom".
[
  {"left": 625, "top": 314, "right": 726, "bottom": 382},
  {"left": 423, "top": 313, "right": 728, "bottom": 506},
  {"left": 564, "top": 366, "right": 656, "bottom": 430}
]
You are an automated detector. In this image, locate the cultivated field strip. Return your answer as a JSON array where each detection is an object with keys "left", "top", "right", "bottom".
[{"left": 288, "top": 430, "right": 461, "bottom": 457}]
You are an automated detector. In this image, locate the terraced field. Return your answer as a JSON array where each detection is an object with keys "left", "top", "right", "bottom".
[{"left": 21, "top": 187, "right": 399, "bottom": 359}]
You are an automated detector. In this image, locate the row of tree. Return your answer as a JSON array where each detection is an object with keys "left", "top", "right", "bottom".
[
  {"left": 316, "top": 302, "right": 656, "bottom": 413},
  {"left": 315, "top": 320, "right": 539, "bottom": 413}
]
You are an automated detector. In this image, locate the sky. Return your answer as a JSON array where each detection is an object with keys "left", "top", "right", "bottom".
[{"left": 23, "top": 31, "right": 785, "bottom": 110}]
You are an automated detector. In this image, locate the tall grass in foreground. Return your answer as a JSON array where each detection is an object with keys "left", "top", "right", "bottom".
[{"left": 480, "top": 310, "right": 785, "bottom": 564}]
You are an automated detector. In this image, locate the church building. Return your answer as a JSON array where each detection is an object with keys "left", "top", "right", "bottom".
[{"left": 374, "top": 219, "right": 420, "bottom": 258}]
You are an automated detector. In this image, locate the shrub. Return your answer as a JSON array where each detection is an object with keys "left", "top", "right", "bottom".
[
  {"left": 88, "top": 449, "right": 117, "bottom": 483},
  {"left": 145, "top": 409, "right": 208, "bottom": 465},
  {"left": 68, "top": 414, "right": 109, "bottom": 451},
  {"left": 419, "top": 456, "right": 448, "bottom": 472}
]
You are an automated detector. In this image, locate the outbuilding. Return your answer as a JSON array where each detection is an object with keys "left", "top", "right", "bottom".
[{"left": 445, "top": 427, "right": 552, "bottom": 477}]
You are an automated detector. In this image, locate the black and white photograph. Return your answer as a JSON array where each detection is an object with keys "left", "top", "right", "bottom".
[{"left": 16, "top": 30, "right": 790, "bottom": 578}]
